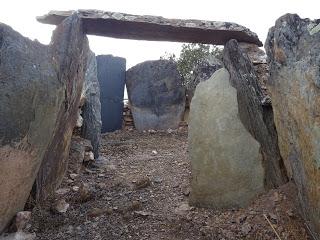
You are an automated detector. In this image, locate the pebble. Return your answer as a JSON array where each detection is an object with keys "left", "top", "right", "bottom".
[{"left": 53, "top": 199, "right": 70, "bottom": 213}]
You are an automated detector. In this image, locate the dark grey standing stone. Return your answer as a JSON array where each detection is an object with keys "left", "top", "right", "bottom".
[
  {"left": 97, "top": 55, "right": 126, "bottom": 133},
  {"left": 81, "top": 51, "right": 101, "bottom": 158},
  {"left": 265, "top": 14, "right": 320, "bottom": 239},
  {"left": 0, "top": 13, "right": 88, "bottom": 232},
  {"left": 223, "top": 39, "right": 288, "bottom": 189},
  {"left": 126, "top": 60, "right": 185, "bottom": 131}
]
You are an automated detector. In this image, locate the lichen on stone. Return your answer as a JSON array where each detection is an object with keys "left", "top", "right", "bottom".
[{"left": 307, "top": 23, "right": 320, "bottom": 35}]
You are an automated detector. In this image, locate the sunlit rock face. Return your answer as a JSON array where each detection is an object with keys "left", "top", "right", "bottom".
[
  {"left": 126, "top": 60, "right": 185, "bottom": 131},
  {"left": 0, "top": 14, "right": 88, "bottom": 232},
  {"left": 265, "top": 13, "right": 320, "bottom": 239},
  {"left": 223, "top": 39, "right": 288, "bottom": 189},
  {"left": 189, "top": 68, "right": 265, "bottom": 209}
]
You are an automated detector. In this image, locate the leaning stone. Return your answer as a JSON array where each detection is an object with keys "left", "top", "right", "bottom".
[
  {"left": 37, "top": 10, "right": 262, "bottom": 46},
  {"left": 265, "top": 13, "right": 320, "bottom": 239},
  {"left": 33, "top": 14, "right": 89, "bottom": 202},
  {"left": 223, "top": 39, "right": 288, "bottom": 188},
  {"left": 126, "top": 60, "right": 185, "bottom": 131},
  {"left": 0, "top": 13, "right": 87, "bottom": 232},
  {"left": 189, "top": 68, "right": 264, "bottom": 208}
]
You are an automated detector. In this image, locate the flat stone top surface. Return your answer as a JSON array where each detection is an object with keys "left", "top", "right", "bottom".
[{"left": 37, "top": 10, "right": 262, "bottom": 46}]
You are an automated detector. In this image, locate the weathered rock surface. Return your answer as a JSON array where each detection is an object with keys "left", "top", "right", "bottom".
[
  {"left": 238, "top": 42, "right": 267, "bottom": 64},
  {"left": 81, "top": 51, "right": 101, "bottom": 158},
  {"left": 186, "top": 55, "right": 223, "bottom": 102},
  {"left": 223, "top": 39, "right": 288, "bottom": 188},
  {"left": 69, "top": 137, "right": 93, "bottom": 173},
  {"left": 189, "top": 68, "right": 264, "bottom": 208},
  {"left": 34, "top": 15, "right": 89, "bottom": 202},
  {"left": 265, "top": 14, "right": 320, "bottom": 239},
  {"left": 37, "top": 10, "right": 262, "bottom": 46},
  {"left": 0, "top": 14, "right": 88, "bottom": 232},
  {"left": 126, "top": 60, "right": 185, "bottom": 131}
]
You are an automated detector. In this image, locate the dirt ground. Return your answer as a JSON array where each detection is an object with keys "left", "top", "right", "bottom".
[{"left": 26, "top": 129, "right": 311, "bottom": 240}]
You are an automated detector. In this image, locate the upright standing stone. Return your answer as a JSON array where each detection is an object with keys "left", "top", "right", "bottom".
[
  {"left": 97, "top": 55, "right": 126, "bottom": 133},
  {"left": 126, "top": 60, "right": 185, "bottom": 131},
  {"left": 81, "top": 51, "right": 101, "bottom": 158},
  {"left": 0, "top": 14, "right": 88, "bottom": 232},
  {"left": 265, "top": 14, "right": 320, "bottom": 239},
  {"left": 189, "top": 68, "right": 264, "bottom": 208},
  {"left": 223, "top": 39, "right": 288, "bottom": 188}
]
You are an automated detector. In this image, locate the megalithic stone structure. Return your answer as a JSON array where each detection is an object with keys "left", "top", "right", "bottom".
[
  {"left": 36, "top": 10, "right": 262, "bottom": 46},
  {"left": 96, "top": 55, "right": 126, "bottom": 133}
]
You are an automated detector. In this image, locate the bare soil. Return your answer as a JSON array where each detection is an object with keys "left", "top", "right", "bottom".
[{"left": 29, "top": 129, "right": 311, "bottom": 240}]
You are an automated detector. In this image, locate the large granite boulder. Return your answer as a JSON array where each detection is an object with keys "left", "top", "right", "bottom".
[
  {"left": 126, "top": 60, "right": 185, "bottom": 131},
  {"left": 0, "top": 14, "right": 88, "bottom": 232},
  {"left": 81, "top": 51, "right": 101, "bottom": 158},
  {"left": 34, "top": 15, "right": 89, "bottom": 201},
  {"left": 189, "top": 68, "right": 265, "bottom": 208},
  {"left": 223, "top": 39, "right": 288, "bottom": 188},
  {"left": 265, "top": 14, "right": 320, "bottom": 238}
]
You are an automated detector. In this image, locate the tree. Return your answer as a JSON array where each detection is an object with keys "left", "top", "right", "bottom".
[{"left": 161, "top": 43, "right": 223, "bottom": 89}]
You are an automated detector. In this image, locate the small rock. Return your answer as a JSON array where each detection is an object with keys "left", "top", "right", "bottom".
[
  {"left": 79, "top": 182, "right": 91, "bottom": 202},
  {"left": 133, "top": 176, "right": 151, "bottom": 190},
  {"left": 286, "top": 209, "right": 294, "bottom": 217},
  {"left": 66, "top": 179, "right": 74, "bottom": 184},
  {"left": 69, "top": 173, "right": 78, "bottom": 180},
  {"left": 72, "top": 186, "right": 80, "bottom": 192},
  {"left": 271, "top": 191, "right": 280, "bottom": 202},
  {"left": 175, "top": 203, "right": 193, "bottom": 215},
  {"left": 84, "top": 151, "right": 94, "bottom": 162},
  {"left": 167, "top": 128, "right": 175, "bottom": 134},
  {"left": 53, "top": 199, "right": 69, "bottom": 213},
  {"left": 172, "top": 182, "right": 180, "bottom": 188},
  {"left": 87, "top": 207, "right": 112, "bottom": 218},
  {"left": 269, "top": 213, "right": 278, "bottom": 223},
  {"left": 241, "top": 223, "right": 252, "bottom": 235},
  {"left": 236, "top": 215, "right": 247, "bottom": 224},
  {"left": 151, "top": 150, "right": 158, "bottom": 155},
  {"left": 134, "top": 211, "right": 151, "bottom": 217},
  {"left": 10, "top": 211, "right": 32, "bottom": 232},
  {"left": 84, "top": 168, "right": 95, "bottom": 174},
  {"left": 55, "top": 188, "right": 70, "bottom": 195},
  {"left": 98, "top": 173, "right": 105, "bottom": 177},
  {"left": 148, "top": 129, "right": 156, "bottom": 134},
  {"left": 153, "top": 177, "right": 163, "bottom": 183},
  {"left": 183, "top": 188, "right": 190, "bottom": 196}
]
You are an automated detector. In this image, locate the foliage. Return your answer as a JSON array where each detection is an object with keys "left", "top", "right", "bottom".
[{"left": 161, "top": 43, "right": 223, "bottom": 89}]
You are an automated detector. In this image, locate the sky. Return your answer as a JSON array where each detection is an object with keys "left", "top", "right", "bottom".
[{"left": 0, "top": 0, "right": 319, "bottom": 69}]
